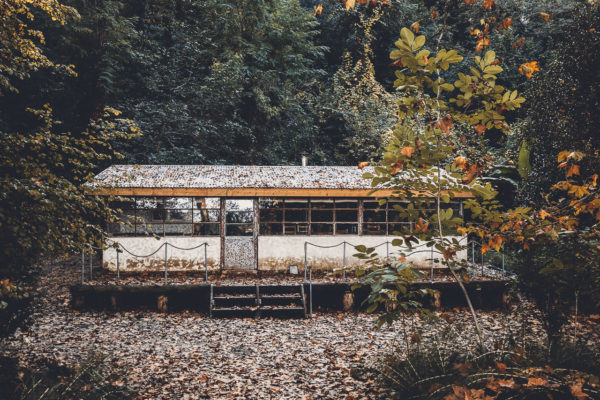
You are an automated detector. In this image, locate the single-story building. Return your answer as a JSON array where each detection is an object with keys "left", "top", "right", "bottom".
[{"left": 90, "top": 165, "right": 468, "bottom": 272}]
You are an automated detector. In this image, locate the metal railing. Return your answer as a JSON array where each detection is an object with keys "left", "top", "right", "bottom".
[
  {"left": 81, "top": 241, "right": 210, "bottom": 285},
  {"left": 303, "top": 236, "right": 511, "bottom": 283}
]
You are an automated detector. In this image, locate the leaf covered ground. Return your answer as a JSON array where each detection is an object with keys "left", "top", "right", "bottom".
[{"left": 3, "top": 260, "right": 599, "bottom": 399}]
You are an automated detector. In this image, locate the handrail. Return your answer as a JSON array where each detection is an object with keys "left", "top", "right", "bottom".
[
  {"left": 303, "top": 235, "right": 509, "bottom": 283},
  {"left": 81, "top": 241, "right": 210, "bottom": 285}
]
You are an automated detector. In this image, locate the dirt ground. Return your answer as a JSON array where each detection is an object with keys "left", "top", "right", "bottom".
[{"left": 3, "top": 260, "right": 599, "bottom": 399}]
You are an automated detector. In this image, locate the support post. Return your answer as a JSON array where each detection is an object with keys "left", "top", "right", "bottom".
[
  {"left": 164, "top": 243, "right": 168, "bottom": 285},
  {"left": 472, "top": 240, "right": 475, "bottom": 264},
  {"left": 204, "top": 244, "right": 208, "bottom": 282},
  {"left": 304, "top": 242, "right": 308, "bottom": 282},
  {"left": 386, "top": 241, "right": 389, "bottom": 260},
  {"left": 89, "top": 252, "right": 93, "bottom": 281},
  {"left": 342, "top": 241, "right": 346, "bottom": 282},
  {"left": 116, "top": 248, "right": 120, "bottom": 285},
  {"left": 502, "top": 251, "right": 505, "bottom": 276},
  {"left": 309, "top": 266, "right": 313, "bottom": 318},
  {"left": 81, "top": 251, "right": 85, "bottom": 284}
]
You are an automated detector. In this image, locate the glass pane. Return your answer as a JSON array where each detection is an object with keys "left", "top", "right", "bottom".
[
  {"left": 110, "top": 199, "right": 135, "bottom": 210},
  {"left": 284, "top": 223, "right": 309, "bottom": 235},
  {"left": 108, "top": 222, "right": 135, "bottom": 235},
  {"left": 194, "top": 197, "right": 220, "bottom": 209},
  {"left": 388, "top": 210, "right": 406, "bottom": 223},
  {"left": 136, "top": 197, "right": 163, "bottom": 209},
  {"left": 165, "top": 197, "right": 192, "bottom": 209},
  {"left": 226, "top": 224, "right": 253, "bottom": 236},
  {"left": 259, "top": 198, "right": 283, "bottom": 209},
  {"left": 285, "top": 209, "right": 308, "bottom": 222},
  {"left": 311, "top": 223, "right": 333, "bottom": 235},
  {"left": 336, "top": 223, "right": 358, "bottom": 235},
  {"left": 285, "top": 199, "right": 308, "bottom": 209},
  {"left": 310, "top": 199, "right": 334, "bottom": 209},
  {"left": 336, "top": 200, "right": 358, "bottom": 209},
  {"left": 137, "top": 209, "right": 164, "bottom": 223},
  {"left": 336, "top": 209, "right": 358, "bottom": 222},
  {"left": 364, "top": 210, "right": 386, "bottom": 223},
  {"left": 260, "top": 223, "right": 283, "bottom": 235},
  {"left": 165, "top": 223, "right": 192, "bottom": 235},
  {"left": 166, "top": 209, "right": 192, "bottom": 222},
  {"left": 136, "top": 223, "right": 164, "bottom": 235},
  {"left": 311, "top": 209, "right": 333, "bottom": 222},
  {"left": 194, "top": 223, "right": 220, "bottom": 236},
  {"left": 226, "top": 211, "right": 253, "bottom": 223},
  {"left": 389, "top": 223, "right": 411, "bottom": 235},
  {"left": 364, "top": 201, "right": 385, "bottom": 210},
  {"left": 259, "top": 209, "right": 283, "bottom": 222},
  {"left": 194, "top": 209, "right": 220, "bottom": 222},
  {"left": 226, "top": 199, "right": 253, "bottom": 212},
  {"left": 363, "top": 223, "right": 386, "bottom": 235}
]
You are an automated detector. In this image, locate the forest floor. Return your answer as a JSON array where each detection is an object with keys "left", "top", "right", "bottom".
[{"left": 3, "top": 260, "right": 600, "bottom": 399}]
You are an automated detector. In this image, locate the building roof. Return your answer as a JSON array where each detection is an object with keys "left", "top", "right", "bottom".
[
  {"left": 91, "top": 164, "right": 472, "bottom": 198},
  {"left": 94, "top": 165, "right": 374, "bottom": 190}
]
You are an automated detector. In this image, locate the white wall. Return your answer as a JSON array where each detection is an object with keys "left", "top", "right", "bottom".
[
  {"left": 103, "top": 236, "right": 221, "bottom": 271},
  {"left": 257, "top": 235, "right": 467, "bottom": 272},
  {"left": 102, "top": 235, "right": 467, "bottom": 272}
]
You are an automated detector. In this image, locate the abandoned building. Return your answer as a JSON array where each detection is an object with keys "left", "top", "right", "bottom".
[{"left": 91, "top": 165, "right": 469, "bottom": 272}]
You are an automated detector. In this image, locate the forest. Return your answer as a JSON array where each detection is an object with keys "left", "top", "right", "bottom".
[{"left": 1, "top": 0, "right": 600, "bottom": 399}]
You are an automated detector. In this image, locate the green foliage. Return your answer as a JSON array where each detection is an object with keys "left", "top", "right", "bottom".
[
  {"left": 10, "top": 352, "right": 136, "bottom": 399},
  {"left": 510, "top": 236, "right": 600, "bottom": 356},
  {"left": 351, "top": 245, "right": 430, "bottom": 327},
  {"left": 379, "top": 330, "right": 600, "bottom": 399},
  {"left": 517, "top": 3, "right": 600, "bottom": 202}
]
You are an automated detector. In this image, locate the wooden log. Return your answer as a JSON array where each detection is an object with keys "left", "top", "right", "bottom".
[{"left": 157, "top": 295, "right": 168, "bottom": 312}]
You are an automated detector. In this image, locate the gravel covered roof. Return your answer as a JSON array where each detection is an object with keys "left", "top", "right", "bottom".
[{"left": 94, "top": 165, "right": 375, "bottom": 189}]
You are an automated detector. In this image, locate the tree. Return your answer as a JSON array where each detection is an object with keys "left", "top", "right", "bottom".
[{"left": 355, "top": 24, "right": 526, "bottom": 347}]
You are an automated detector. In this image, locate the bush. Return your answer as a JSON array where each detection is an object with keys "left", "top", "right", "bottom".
[
  {"left": 378, "top": 328, "right": 600, "bottom": 399},
  {"left": 0, "top": 352, "right": 136, "bottom": 400}
]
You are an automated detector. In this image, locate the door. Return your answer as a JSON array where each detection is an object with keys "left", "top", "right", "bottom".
[{"left": 223, "top": 199, "right": 256, "bottom": 270}]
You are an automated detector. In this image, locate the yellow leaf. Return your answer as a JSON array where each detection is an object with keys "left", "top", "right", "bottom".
[
  {"left": 346, "top": 0, "right": 356, "bottom": 11},
  {"left": 567, "top": 164, "right": 580, "bottom": 177},
  {"left": 314, "top": 3, "right": 323, "bottom": 15},
  {"left": 358, "top": 161, "right": 369, "bottom": 169}
]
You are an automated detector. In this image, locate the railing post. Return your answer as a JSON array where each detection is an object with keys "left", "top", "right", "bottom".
[
  {"left": 309, "top": 266, "right": 313, "bottom": 318},
  {"left": 81, "top": 251, "right": 85, "bottom": 284},
  {"left": 164, "top": 243, "right": 168, "bottom": 285},
  {"left": 116, "top": 247, "right": 120, "bottom": 285},
  {"left": 471, "top": 240, "right": 475, "bottom": 264},
  {"left": 204, "top": 243, "right": 208, "bottom": 282},
  {"left": 89, "top": 252, "right": 93, "bottom": 281},
  {"left": 342, "top": 241, "right": 346, "bottom": 282},
  {"left": 304, "top": 242, "right": 308, "bottom": 282},
  {"left": 502, "top": 250, "right": 505, "bottom": 276},
  {"left": 386, "top": 241, "right": 390, "bottom": 260}
]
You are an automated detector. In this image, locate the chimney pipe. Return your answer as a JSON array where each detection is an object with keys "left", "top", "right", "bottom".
[{"left": 301, "top": 154, "right": 308, "bottom": 167}]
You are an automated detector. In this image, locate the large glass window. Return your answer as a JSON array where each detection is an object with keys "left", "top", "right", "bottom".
[
  {"left": 108, "top": 197, "right": 221, "bottom": 236},
  {"left": 259, "top": 198, "right": 358, "bottom": 236}
]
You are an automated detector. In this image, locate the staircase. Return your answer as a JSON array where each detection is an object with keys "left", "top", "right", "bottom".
[{"left": 210, "top": 284, "right": 307, "bottom": 319}]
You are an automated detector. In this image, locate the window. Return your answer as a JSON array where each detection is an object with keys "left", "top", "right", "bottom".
[
  {"left": 226, "top": 199, "right": 253, "bottom": 236},
  {"left": 194, "top": 197, "right": 220, "bottom": 236},
  {"left": 259, "top": 198, "right": 358, "bottom": 235},
  {"left": 108, "top": 197, "right": 221, "bottom": 236}
]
